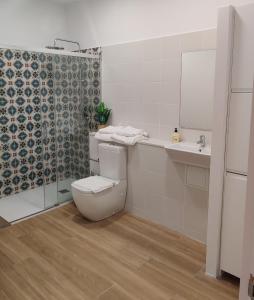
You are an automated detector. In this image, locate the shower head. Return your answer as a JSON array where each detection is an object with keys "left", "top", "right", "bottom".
[
  {"left": 46, "top": 38, "right": 80, "bottom": 53},
  {"left": 46, "top": 46, "right": 65, "bottom": 50}
]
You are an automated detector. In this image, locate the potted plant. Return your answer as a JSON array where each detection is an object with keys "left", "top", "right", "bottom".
[{"left": 96, "top": 102, "right": 111, "bottom": 130}]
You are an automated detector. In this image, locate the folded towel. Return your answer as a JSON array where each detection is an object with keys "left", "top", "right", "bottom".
[
  {"left": 94, "top": 132, "right": 113, "bottom": 142},
  {"left": 99, "top": 125, "right": 148, "bottom": 137},
  {"left": 111, "top": 134, "right": 147, "bottom": 145},
  {"left": 97, "top": 125, "right": 117, "bottom": 135},
  {"left": 95, "top": 125, "right": 148, "bottom": 146},
  {"left": 117, "top": 126, "right": 148, "bottom": 137}
]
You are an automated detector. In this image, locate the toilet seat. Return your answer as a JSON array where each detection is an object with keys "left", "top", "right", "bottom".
[{"left": 71, "top": 176, "right": 119, "bottom": 194}]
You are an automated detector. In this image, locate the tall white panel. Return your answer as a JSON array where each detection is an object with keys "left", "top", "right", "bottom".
[
  {"left": 220, "top": 173, "right": 247, "bottom": 277},
  {"left": 213, "top": 1, "right": 254, "bottom": 279},
  {"left": 231, "top": 4, "right": 254, "bottom": 90},
  {"left": 226, "top": 93, "right": 252, "bottom": 175}
]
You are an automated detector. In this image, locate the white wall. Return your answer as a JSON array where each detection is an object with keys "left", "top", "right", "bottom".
[
  {"left": 65, "top": 0, "right": 254, "bottom": 49},
  {"left": 127, "top": 143, "right": 209, "bottom": 243},
  {"left": 102, "top": 29, "right": 216, "bottom": 142},
  {"left": 0, "top": 0, "right": 68, "bottom": 49},
  {"left": 102, "top": 29, "right": 214, "bottom": 243},
  {"left": 2, "top": 0, "right": 254, "bottom": 51}
]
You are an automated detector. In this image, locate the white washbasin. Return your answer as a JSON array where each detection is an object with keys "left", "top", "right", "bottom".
[{"left": 165, "top": 142, "right": 211, "bottom": 168}]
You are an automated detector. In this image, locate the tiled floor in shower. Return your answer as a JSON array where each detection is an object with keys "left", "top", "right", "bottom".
[{"left": 0, "top": 178, "right": 74, "bottom": 222}]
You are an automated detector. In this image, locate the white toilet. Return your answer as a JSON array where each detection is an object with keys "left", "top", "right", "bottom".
[{"left": 71, "top": 140, "right": 127, "bottom": 221}]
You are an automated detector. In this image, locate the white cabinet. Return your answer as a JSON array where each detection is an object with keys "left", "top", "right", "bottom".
[
  {"left": 226, "top": 93, "right": 252, "bottom": 175},
  {"left": 231, "top": 4, "right": 254, "bottom": 90},
  {"left": 220, "top": 173, "right": 247, "bottom": 277},
  {"left": 214, "top": 2, "right": 254, "bottom": 279}
]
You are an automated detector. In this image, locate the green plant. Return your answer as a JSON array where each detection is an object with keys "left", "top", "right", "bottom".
[{"left": 96, "top": 102, "right": 111, "bottom": 125}]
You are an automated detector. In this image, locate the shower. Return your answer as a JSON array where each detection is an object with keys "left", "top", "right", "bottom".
[
  {"left": 46, "top": 38, "right": 81, "bottom": 52},
  {"left": 0, "top": 43, "right": 101, "bottom": 222}
]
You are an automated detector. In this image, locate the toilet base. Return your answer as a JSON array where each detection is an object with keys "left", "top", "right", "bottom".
[{"left": 72, "top": 180, "right": 127, "bottom": 221}]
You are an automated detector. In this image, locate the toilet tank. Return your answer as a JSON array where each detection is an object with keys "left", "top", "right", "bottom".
[
  {"left": 99, "top": 143, "right": 127, "bottom": 180},
  {"left": 89, "top": 133, "right": 100, "bottom": 175}
]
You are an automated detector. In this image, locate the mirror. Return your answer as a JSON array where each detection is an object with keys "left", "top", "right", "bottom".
[{"left": 180, "top": 50, "right": 216, "bottom": 131}]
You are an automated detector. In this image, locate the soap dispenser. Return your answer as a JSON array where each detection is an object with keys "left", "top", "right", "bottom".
[{"left": 171, "top": 128, "right": 181, "bottom": 143}]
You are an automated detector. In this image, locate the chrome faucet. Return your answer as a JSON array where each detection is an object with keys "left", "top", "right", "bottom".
[{"left": 197, "top": 135, "right": 206, "bottom": 148}]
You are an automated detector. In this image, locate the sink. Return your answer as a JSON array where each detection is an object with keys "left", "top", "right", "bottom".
[{"left": 165, "top": 142, "right": 211, "bottom": 168}]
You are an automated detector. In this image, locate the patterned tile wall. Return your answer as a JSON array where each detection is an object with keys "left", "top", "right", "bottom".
[
  {"left": 0, "top": 48, "right": 101, "bottom": 198},
  {"left": 81, "top": 56, "right": 101, "bottom": 131},
  {"left": 0, "top": 49, "right": 45, "bottom": 197},
  {"left": 40, "top": 53, "right": 57, "bottom": 185}
]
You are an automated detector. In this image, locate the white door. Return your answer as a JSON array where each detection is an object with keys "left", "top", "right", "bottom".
[{"left": 240, "top": 90, "right": 254, "bottom": 299}]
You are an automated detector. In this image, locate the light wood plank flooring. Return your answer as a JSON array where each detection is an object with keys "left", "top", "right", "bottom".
[{"left": 0, "top": 204, "right": 239, "bottom": 300}]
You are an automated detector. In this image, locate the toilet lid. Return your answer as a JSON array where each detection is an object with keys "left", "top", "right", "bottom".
[{"left": 71, "top": 176, "right": 119, "bottom": 194}]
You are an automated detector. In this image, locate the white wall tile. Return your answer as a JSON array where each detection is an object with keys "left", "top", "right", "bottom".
[
  {"left": 162, "top": 57, "right": 181, "bottom": 83},
  {"left": 144, "top": 193, "right": 165, "bottom": 224},
  {"left": 121, "top": 62, "right": 144, "bottom": 83},
  {"left": 117, "top": 42, "right": 144, "bottom": 64},
  {"left": 186, "top": 166, "right": 209, "bottom": 190},
  {"left": 142, "top": 60, "right": 162, "bottom": 82},
  {"left": 183, "top": 186, "right": 208, "bottom": 243},
  {"left": 142, "top": 103, "right": 159, "bottom": 124},
  {"left": 158, "top": 125, "right": 174, "bottom": 141},
  {"left": 128, "top": 146, "right": 142, "bottom": 170},
  {"left": 109, "top": 102, "right": 122, "bottom": 125},
  {"left": 202, "top": 29, "right": 217, "bottom": 49},
  {"left": 142, "top": 123, "right": 159, "bottom": 138},
  {"left": 162, "top": 162, "right": 186, "bottom": 201},
  {"left": 160, "top": 82, "right": 180, "bottom": 105},
  {"left": 101, "top": 31, "right": 214, "bottom": 243},
  {"left": 102, "top": 46, "right": 121, "bottom": 64},
  {"left": 125, "top": 102, "right": 144, "bottom": 124},
  {"left": 127, "top": 167, "right": 146, "bottom": 211},
  {"left": 161, "top": 195, "right": 184, "bottom": 233},
  {"left": 132, "top": 144, "right": 168, "bottom": 174},
  {"left": 142, "top": 38, "right": 163, "bottom": 61},
  {"left": 141, "top": 82, "right": 162, "bottom": 103},
  {"left": 159, "top": 104, "right": 179, "bottom": 127},
  {"left": 102, "top": 29, "right": 215, "bottom": 142},
  {"left": 102, "top": 82, "right": 122, "bottom": 103},
  {"left": 102, "top": 63, "right": 124, "bottom": 83},
  {"left": 126, "top": 144, "right": 209, "bottom": 243},
  {"left": 162, "top": 35, "right": 182, "bottom": 59},
  {"left": 101, "top": 64, "right": 114, "bottom": 83},
  {"left": 160, "top": 57, "right": 181, "bottom": 106},
  {"left": 180, "top": 31, "right": 204, "bottom": 51},
  {"left": 103, "top": 42, "right": 144, "bottom": 65},
  {"left": 120, "top": 83, "right": 142, "bottom": 102}
]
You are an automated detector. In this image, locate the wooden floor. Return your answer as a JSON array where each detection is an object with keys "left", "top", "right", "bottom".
[{"left": 0, "top": 204, "right": 239, "bottom": 300}]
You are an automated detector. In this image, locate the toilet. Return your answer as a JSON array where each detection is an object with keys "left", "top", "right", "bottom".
[{"left": 71, "top": 138, "right": 127, "bottom": 221}]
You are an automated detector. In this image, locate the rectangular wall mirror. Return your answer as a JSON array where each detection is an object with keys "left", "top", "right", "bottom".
[{"left": 180, "top": 50, "right": 216, "bottom": 131}]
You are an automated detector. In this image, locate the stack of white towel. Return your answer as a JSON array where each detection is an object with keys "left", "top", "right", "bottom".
[{"left": 95, "top": 126, "right": 148, "bottom": 145}]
